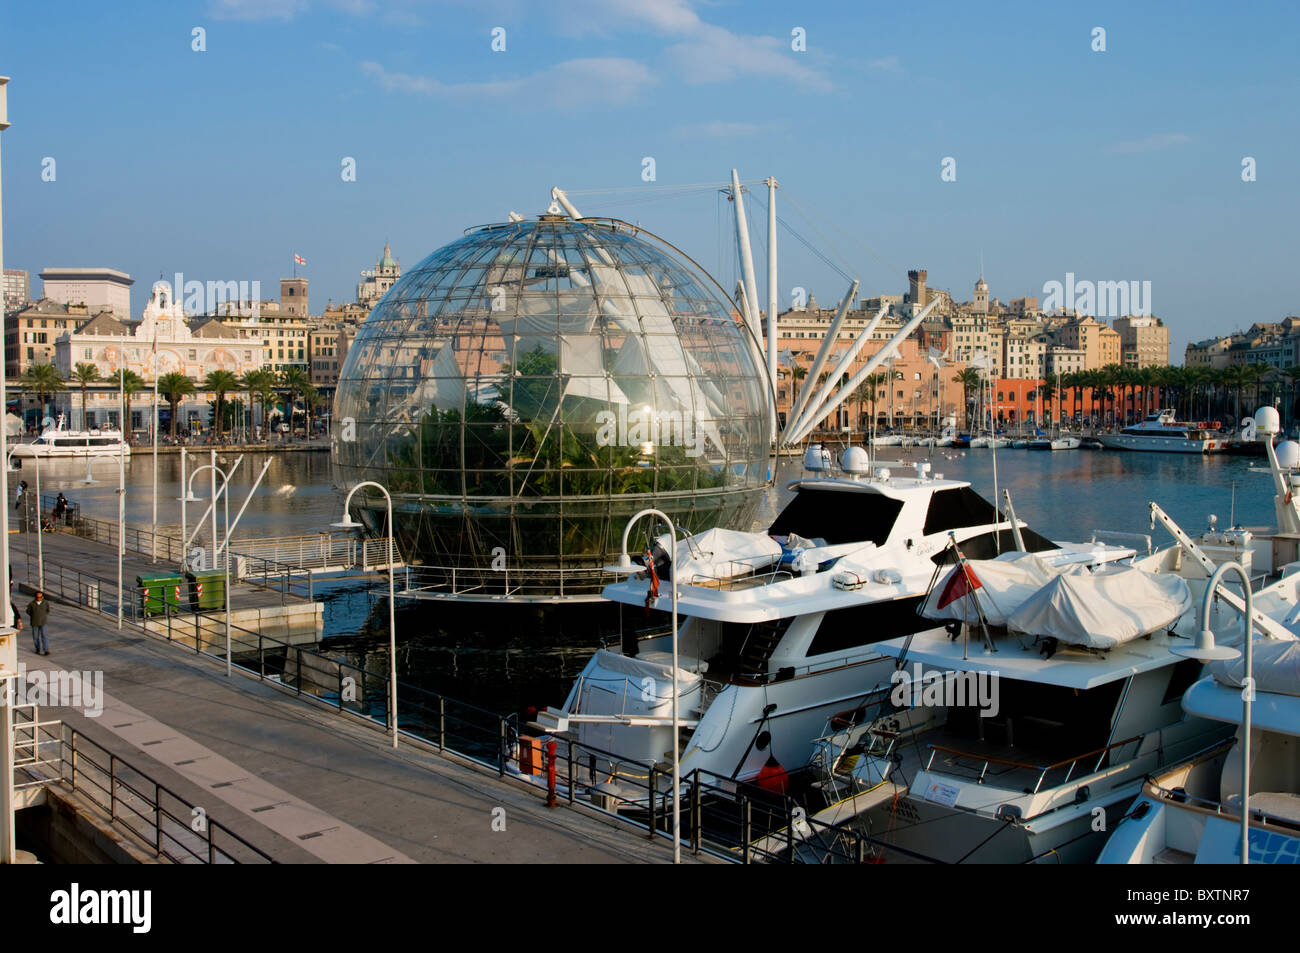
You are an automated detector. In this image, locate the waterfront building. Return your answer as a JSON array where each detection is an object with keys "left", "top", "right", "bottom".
[
  {"left": 3, "top": 268, "right": 29, "bottom": 314},
  {"left": 1112, "top": 315, "right": 1170, "bottom": 368},
  {"left": 1185, "top": 335, "right": 1234, "bottom": 370},
  {"left": 308, "top": 321, "right": 353, "bottom": 397},
  {"left": 5, "top": 298, "right": 90, "bottom": 377},
  {"left": 39, "top": 266, "right": 133, "bottom": 316},
  {"left": 356, "top": 243, "right": 400, "bottom": 308}
]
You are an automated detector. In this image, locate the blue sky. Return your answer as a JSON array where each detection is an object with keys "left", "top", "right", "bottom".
[{"left": 1, "top": 0, "right": 1296, "bottom": 359}]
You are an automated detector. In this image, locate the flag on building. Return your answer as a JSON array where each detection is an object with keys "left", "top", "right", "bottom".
[{"left": 294, "top": 254, "right": 306, "bottom": 265}]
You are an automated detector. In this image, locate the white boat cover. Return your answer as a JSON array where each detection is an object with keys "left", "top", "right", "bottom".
[
  {"left": 657, "top": 528, "right": 782, "bottom": 582},
  {"left": 1007, "top": 567, "right": 1191, "bottom": 649},
  {"left": 587, "top": 649, "right": 701, "bottom": 691},
  {"left": 1211, "top": 639, "right": 1300, "bottom": 697},
  {"left": 920, "top": 551, "right": 1059, "bottom": 626}
]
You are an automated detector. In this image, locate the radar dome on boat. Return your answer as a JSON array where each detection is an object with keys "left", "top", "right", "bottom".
[
  {"left": 840, "top": 446, "right": 870, "bottom": 474},
  {"left": 804, "top": 444, "right": 831, "bottom": 471},
  {"left": 1254, "top": 406, "right": 1280, "bottom": 436},
  {"left": 1277, "top": 440, "right": 1300, "bottom": 469}
]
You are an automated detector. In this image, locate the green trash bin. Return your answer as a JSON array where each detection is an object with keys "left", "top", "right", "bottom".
[
  {"left": 137, "top": 573, "right": 184, "bottom": 616},
  {"left": 187, "top": 569, "right": 226, "bottom": 611}
]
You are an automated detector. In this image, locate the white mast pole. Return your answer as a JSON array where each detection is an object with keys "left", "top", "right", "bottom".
[
  {"left": 786, "top": 298, "right": 940, "bottom": 446},
  {"left": 783, "top": 281, "right": 860, "bottom": 442},
  {"left": 730, "top": 170, "right": 762, "bottom": 350},
  {"left": 765, "top": 177, "right": 779, "bottom": 439}
]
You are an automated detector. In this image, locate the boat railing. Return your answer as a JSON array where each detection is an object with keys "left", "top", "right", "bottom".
[
  {"left": 687, "top": 557, "right": 793, "bottom": 591},
  {"left": 1089, "top": 529, "right": 1153, "bottom": 555},
  {"left": 925, "top": 733, "right": 1146, "bottom": 794}
]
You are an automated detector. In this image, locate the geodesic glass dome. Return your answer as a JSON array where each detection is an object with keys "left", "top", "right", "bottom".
[{"left": 332, "top": 216, "right": 772, "bottom": 599}]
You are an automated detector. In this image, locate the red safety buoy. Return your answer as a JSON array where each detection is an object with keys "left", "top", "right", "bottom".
[{"left": 755, "top": 754, "right": 789, "bottom": 795}]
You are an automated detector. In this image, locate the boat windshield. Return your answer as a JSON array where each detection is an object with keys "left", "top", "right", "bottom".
[{"left": 769, "top": 488, "right": 903, "bottom": 545}]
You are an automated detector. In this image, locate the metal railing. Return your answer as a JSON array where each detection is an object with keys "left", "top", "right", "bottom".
[
  {"left": 61, "top": 727, "right": 275, "bottom": 863},
  {"left": 924, "top": 733, "right": 1147, "bottom": 794},
  {"left": 33, "top": 547, "right": 890, "bottom": 862},
  {"left": 7, "top": 705, "right": 272, "bottom": 863},
  {"left": 1089, "top": 529, "right": 1153, "bottom": 556},
  {"left": 49, "top": 504, "right": 396, "bottom": 587}
]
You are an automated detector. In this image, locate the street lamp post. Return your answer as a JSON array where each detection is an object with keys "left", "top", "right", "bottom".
[
  {"left": 334, "top": 482, "right": 397, "bottom": 748},
  {"left": 77, "top": 451, "right": 125, "bottom": 628},
  {"left": 5, "top": 449, "right": 39, "bottom": 588},
  {"left": 1171, "top": 560, "right": 1253, "bottom": 864},
  {"left": 603, "top": 508, "right": 681, "bottom": 865}
]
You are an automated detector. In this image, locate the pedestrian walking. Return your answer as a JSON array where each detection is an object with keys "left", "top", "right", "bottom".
[{"left": 27, "top": 590, "right": 50, "bottom": 655}]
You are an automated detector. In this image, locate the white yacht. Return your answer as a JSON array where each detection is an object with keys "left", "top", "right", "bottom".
[
  {"left": 1027, "top": 435, "right": 1080, "bottom": 451},
  {"left": 1095, "top": 410, "right": 1225, "bottom": 454},
  {"left": 808, "top": 560, "right": 1236, "bottom": 864},
  {"left": 11, "top": 414, "right": 130, "bottom": 459},
  {"left": 1097, "top": 639, "right": 1300, "bottom": 864},
  {"left": 792, "top": 404, "right": 1300, "bottom": 863},
  {"left": 532, "top": 445, "right": 1134, "bottom": 797}
]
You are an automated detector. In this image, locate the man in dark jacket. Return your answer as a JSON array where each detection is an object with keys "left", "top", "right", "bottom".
[{"left": 27, "top": 591, "right": 49, "bottom": 655}]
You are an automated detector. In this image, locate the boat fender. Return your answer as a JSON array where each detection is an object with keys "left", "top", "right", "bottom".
[
  {"left": 1073, "top": 785, "right": 1090, "bottom": 805},
  {"left": 755, "top": 754, "right": 789, "bottom": 795}
]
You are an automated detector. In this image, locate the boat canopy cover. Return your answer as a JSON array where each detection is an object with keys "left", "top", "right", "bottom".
[
  {"left": 1006, "top": 567, "right": 1191, "bottom": 649},
  {"left": 920, "top": 551, "right": 1059, "bottom": 627},
  {"left": 589, "top": 649, "right": 701, "bottom": 690},
  {"left": 656, "top": 528, "right": 782, "bottom": 582},
  {"left": 1211, "top": 639, "right": 1300, "bottom": 697}
]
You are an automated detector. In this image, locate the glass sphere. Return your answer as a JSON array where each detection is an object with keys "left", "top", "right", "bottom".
[{"left": 332, "top": 216, "right": 771, "bottom": 599}]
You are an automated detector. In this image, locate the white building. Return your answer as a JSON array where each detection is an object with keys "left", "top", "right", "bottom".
[
  {"left": 55, "top": 281, "right": 257, "bottom": 382},
  {"left": 357, "top": 243, "right": 400, "bottom": 308},
  {"left": 39, "top": 267, "right": 133, "bottom": 316}
]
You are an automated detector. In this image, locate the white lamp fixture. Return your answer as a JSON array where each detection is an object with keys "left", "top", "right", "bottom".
[{"left": 1170, "top": 561, "right": 1252, "bottom": 865}]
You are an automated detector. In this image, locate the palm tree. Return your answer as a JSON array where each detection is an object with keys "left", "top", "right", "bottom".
[
  {"left": 952, "top": 368, "right": 981, "bottom": 430},
  {"left": 202, "top": 369, "right": 240, "bottom": 439},
  {"left": 1284, "top": 365, "right": 1300, "bottom": 429},
  {"left": 279, "top": 367, "right": 312, "bottom": 437},
  {"left": 20, "top": 364, "right": 65, "bottom": 425},
  {"left": 301, "top": 383, "right": 320, "bottom": 438},
  {"left": 69, "top": 362, "right": 101, "bottom": 429},
  {"left": 158, "top": 372, "right": 196, "bottom": 439},
  {"left": 1247, "top": 361, "right": 1273, "bottom": 419},
  {"left": 118, "top": 370, "right": 145, "bottom": 437}
]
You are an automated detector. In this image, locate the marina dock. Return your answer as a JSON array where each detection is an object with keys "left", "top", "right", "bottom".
[{"left": 6, "top": 530, "right": 695, "bottom": 864}]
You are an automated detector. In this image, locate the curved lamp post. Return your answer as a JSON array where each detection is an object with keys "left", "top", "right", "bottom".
[
  {"left": 76, "top": 451, "right": 126, "bottom": 630},
  {"left": 604, "top": 508, "right": 680, "bottom": 865},
  {"left": 5, "top": 446, "right": 40, "bottom": 589},
  {"left": 334, "top": 482, "right": 397, "bottom": 748},
  {"left": 1171, "top": 560, "right": 1252, "bottom": 864},
  {"left": 184, "top": 461, "right": 233, "bottom": 674}
]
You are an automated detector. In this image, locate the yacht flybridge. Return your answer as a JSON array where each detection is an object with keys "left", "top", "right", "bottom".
[{"left": 532, "top": 445, "right": 1135, "bottom": 793}]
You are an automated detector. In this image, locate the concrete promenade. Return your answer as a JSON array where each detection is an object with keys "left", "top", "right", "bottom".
[{"left": 9, "top": 537, "right": 692, "bottom": 864}]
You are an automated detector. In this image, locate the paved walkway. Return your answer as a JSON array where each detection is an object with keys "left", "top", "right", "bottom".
[{"left": 10, "top": 542, "right": 689, "bottom": 864}]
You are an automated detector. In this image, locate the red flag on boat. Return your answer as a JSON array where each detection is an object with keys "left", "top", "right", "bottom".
[{"left": 936, "top": 561, "right": 983, "bottom": 609}]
